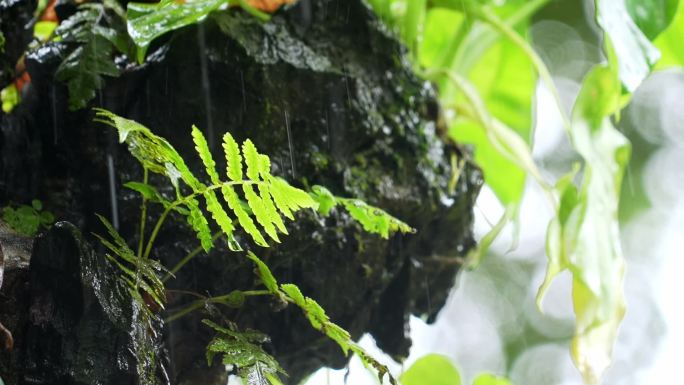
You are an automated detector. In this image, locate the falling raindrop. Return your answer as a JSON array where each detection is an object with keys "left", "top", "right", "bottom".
[
  {"left": 106, "top": 153, "right": 119, "bottom": 230},
  {"left": 284, "top": 110, "right": 296, "bottom": 178},
  {"left": 51, "top": 85, "right": 58, "bottom": 145},
  {"left": 197, "top": 23, "right": 215, "bottom": 150},
  {"left": 239, "top": 70, "right": 247, "bottom": 112}
]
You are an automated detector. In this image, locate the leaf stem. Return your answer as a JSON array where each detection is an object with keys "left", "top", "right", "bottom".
[
  {"left": 162, "top": 231, "right": 223, "bottom": 283},
  {"left": 472, "top": 3, "right": 572, "bottom": 134},
  {"left": 142, "top": 180, "right": 262, "bottom": 260},
  {"left": 165, "top": 289, "right": 271, "bottom": 323},
  {"left": 137, "top": 168, "right": 149, "bottom": 259}
]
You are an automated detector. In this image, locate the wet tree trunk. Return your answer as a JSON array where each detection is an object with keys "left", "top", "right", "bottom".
[{"left": 0, "top": 0, "right": 482, "bottom": 384}]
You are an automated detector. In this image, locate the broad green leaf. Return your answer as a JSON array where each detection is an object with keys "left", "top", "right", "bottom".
[
  {"left": 539, "top": 65, "right": 630, "bottom": 385},
  {"left": 400, "top": 354, "right": 461, "bottom": 385},
  {"left": 127, "top": 0, "right": 229, "bottom": 62},
  {"left": 625, "top": 0, "right": 679, "bottom": 39},
  {"left": 472, "top": 374, "right": 513, "bottom": 385},
  {"left": 246, "top": 252, "right": 279, "bottom": 294},
  {"left": 596, "top": 0, "right": 661, "bottom": 91},
  {"left": 653, "top": 1, "right": 684, "bottom": 68}
]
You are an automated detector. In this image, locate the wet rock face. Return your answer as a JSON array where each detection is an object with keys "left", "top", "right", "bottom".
[
  {"left": 1, "top": 0, "right": 482, "bottom": 383},
  {"left": 13, "top": 222, "right": 167, "bottom": 385}
]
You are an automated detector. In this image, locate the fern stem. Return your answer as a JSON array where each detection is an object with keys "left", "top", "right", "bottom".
[
  {"left": 162, "top": 231, "right": 223, "bottom": 283},
  {"left": 137, "top": 168, "right": 149, "bottom": 259},
  {"left": 165, "top": 289, "right": 271, "bottom": 322},
  {"left": 143, "top": 180, "right": 262, "bottom": 260}
]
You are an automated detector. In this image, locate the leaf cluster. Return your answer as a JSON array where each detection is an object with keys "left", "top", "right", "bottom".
[
  {"left": 54, "top": 0, "right": 130, "bottom": 110},
  {"left": 1, "top": 200, "right": 54, "bottom": 236},
  {"left": 203, "top": 319, "right": 285, "bottom": 384}
]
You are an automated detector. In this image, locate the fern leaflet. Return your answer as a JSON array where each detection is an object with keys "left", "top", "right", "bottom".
[{"left": 310, "top": 185, "right": 414, "bottom": 239}]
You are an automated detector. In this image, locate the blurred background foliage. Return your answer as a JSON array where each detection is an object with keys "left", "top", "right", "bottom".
[{"left": 301, "top": 0, "right": 684, "bottom": 384}]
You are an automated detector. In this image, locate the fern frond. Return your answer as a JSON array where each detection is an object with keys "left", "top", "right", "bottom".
[
  {"left": 94, "top": 214, "right": 166, "bottom": 309},
  {"left": 246, "top": 253, "right": 397, "bottom": 385},
  {"left": 192, "top": 125, "right": 221, "bottom": 185}
]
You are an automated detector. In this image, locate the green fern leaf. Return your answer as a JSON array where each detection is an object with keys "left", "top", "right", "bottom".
[
  {"left": 246, "top": 252, "right": 279, "bottom": 294},
  {"left": 186, "top": 197, "right": 214, "bottom": 251},
  {"left": 244, "top": 184, "right": 280, "bottom": 243},
  {"left": 203, "top": 319, "right": 285, "bottom": 382},
  {"left": 268, "top": 176, "right": 318, "bottom": 220},
  {"left": 192, "top": 125, "right": 221, "bottom": 185},
  {"left": 223, "top": 132, "right": 243, "bottom": 182},
  {"left": 280, "top": 284, "right": 305, "bottom": 307},
  {"left": 242, "top": 139, "right": 260, "bottom": 181},
  {"left": 203, "top": 190, "right": 235, "bottom": 239},
  {"left": 258, "top": 183, "right": 287, "bottom": 235},
  {"left": 95, "top": 109, "right": 201, "bottom": 190},
  {"left": 222, "top": 185, "right": 268, "bottom": 247}
]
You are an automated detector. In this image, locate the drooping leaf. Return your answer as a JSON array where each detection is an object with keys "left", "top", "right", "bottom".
[
  {"left": 538, "top": 64, "right": 630, "bottom": 385},
  {"left": 94, "top": 214, "right": 167, "bottom": 309},
  {"left": 400, "top": 354, "right": 461, "bottom": 385},
  {"left": 127, "top": 0, "right": 228, "bottom": 63},
  {"left": 246, "top": 252, "right": 279, "bottom": 294}
]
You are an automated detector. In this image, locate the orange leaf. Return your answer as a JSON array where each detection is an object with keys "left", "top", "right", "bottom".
[{"left": 245, "top": 0, "right": 295, "bottom": 13}]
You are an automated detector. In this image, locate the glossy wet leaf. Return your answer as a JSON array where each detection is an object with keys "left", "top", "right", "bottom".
[
  {"left": 400, "top": 354, "right": 461, "bottom": 385},
  {"left": 127, "top": 0, "right": 228, "bottom": 62},
  {"left": 538, "top": 65, "right": 630, "bottom": 385},
  {"left": 596, "top": 0, "right": 661, "bottom": 91}
]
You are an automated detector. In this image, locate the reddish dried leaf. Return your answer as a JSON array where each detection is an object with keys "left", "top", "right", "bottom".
[{"left": 245, "top": 0, "right": 295, "bottom": 13}]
